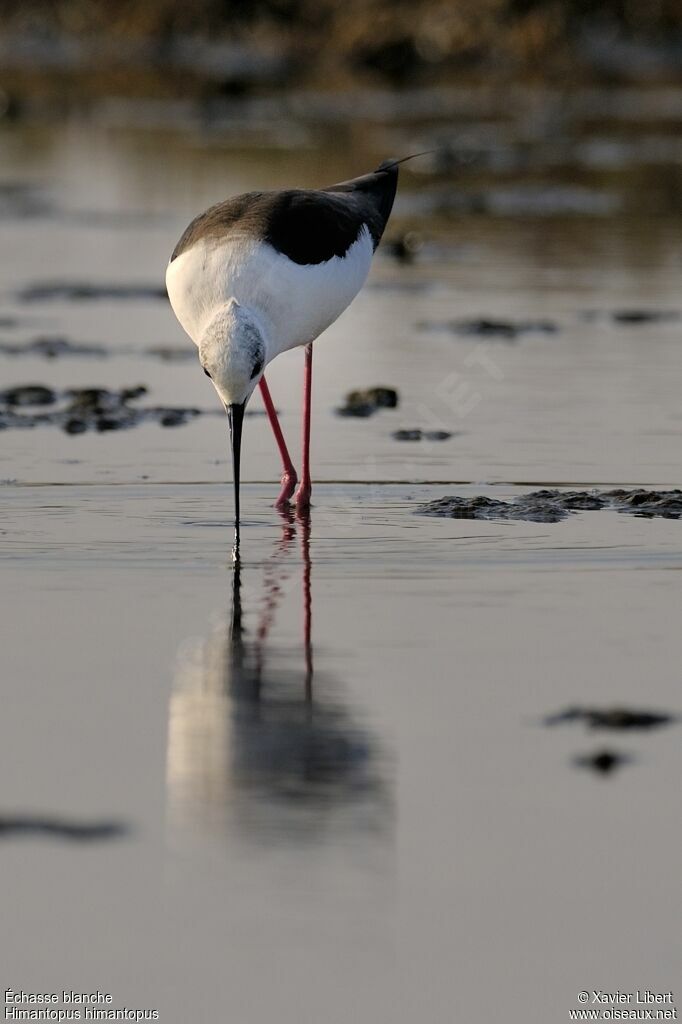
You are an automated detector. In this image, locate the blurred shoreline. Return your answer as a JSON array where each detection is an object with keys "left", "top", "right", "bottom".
[
  {"left": 0, "top": 0, "right": 681, "bottom": 109},
  {"left": 0, "top": 5, "right": 680, "bottom": 222}
]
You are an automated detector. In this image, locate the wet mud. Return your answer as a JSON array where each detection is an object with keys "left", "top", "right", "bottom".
[
  {"left": 0, "top": 181, "right": 53, "bottom": 219},
  {"left": 545, "top": 706, "right": 676, "bottom": 731},
  {"left": 546, "top": 707, "right": 676, "bottom": 779},
  {"left": 419, "top": 310, "right": 682, "bottom": 338},
  {"left": 336, "top": 386, "right": 399, "bottom": 418},
  {"left": 0, "top": 336, "right": 108, "bottom": 358},
  {"left": 0, "top": 383, "right": 213, "bottom": 433},
  {"left": 417, "top": 317, "right": 559, "bottom": 340},
  {"left": 611, "top": 309, "right": 681, "bottom": 325},
  {"left": 145, "top": 345, "right": 196, "bottom": 362},
  {"left": 2, "top": 384, "right": 57, "bottom": 407},
  {"left": 417, "top": 489, "right": 682, "bottom": 523},
  {"left": 573, "top": 749, "right": 633, "bottom": 776},
  {"left": 0, "top": 337, "right": 200, "bottom": 362},
  {"left": 582, "top": 309, "right": 681, "bottom": 325},
  {"left": 0, "top": 814, "right": 129, "bottom": 841},
  {"left": 17, "top": 281, "right": 167, "bottom": 302},
  {"left": 392, "top": 429, "right": 454, "bottom": 441},
  {"left": 385, "top": 231, "right": 424, "bottom": 264}
]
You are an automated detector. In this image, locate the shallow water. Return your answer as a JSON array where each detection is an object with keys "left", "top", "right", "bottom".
[
  {"left": 1, "top": 115, "right": 681, "bottom": 1021},
  {"left": 2, "top": 483, "right": 681, "bottom": 1019}
]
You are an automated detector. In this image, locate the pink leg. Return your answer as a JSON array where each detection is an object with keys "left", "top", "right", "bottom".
[
  {"left": 294, "top": 343, "right": 313, "bottom": 511},
  {"left": 259, "top": 376, "right": 297, "bottom": 508}
]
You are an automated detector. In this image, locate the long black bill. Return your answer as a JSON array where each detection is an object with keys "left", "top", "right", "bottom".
[{"left": 227, "top": 401, "right": 245, "bottom": 557}]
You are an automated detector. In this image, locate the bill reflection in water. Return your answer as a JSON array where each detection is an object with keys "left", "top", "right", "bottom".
[{"left": 166, "top": 513, "right": 390, "bottom": 845}]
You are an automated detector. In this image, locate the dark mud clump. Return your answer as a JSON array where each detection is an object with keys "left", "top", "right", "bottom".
[
  {"left": 545, "top": 706, "right": 676, "bottom": 731},
  {"left": 0, "top": 383, "right": 205, "bottom": 433},
  {"left": 0, "top": 181, "right": 53, "bottom": 219},
  {"left": 547, "top": 706, "right": 676, "bottom": 778},
  {"left": 417, "top": 317, "right": 559, "bottom": 339},
  {"left": 581, "top": 309, "right": 681, "bottom": 326},
  {"left": 604, "top": 489, "right": 682, "bottom": 518},
  {"left": 385, "top": 231, "right": 424, "bottom": 264},
  {"left": 0, "top": 336, "right": 108, "bottom": 358},
  {"left": 145, "top": 344, "right": 196, "bottom": 362},
  {"left": 17, "top": 281, "right": 167, "bottom": 302},
  {"left": 392, "top": 428, "right": 454, "bottom": 441},
  {"left": 0, "top": 337, "right": 199, "bottom": 361},
  {"left": 336, "top": 386, "right": 399, "bottom": 418},
  {"left": 417, "top": 489, "right": 682, "bottom": 523},
  {"left": 573, "top": 749, "right": 633, "bottom": 775},
  {"left": 0, "top": 814, "right": 129, "bottom": 841},
  {"left": 612, "top": 309, "right": 680, "bottom": 325},
  {"left": 1, "top": 384, "right": 57, "bottom": 407},
  {"left": 417, "top": 490, "right": 603, "bottom": 523}
]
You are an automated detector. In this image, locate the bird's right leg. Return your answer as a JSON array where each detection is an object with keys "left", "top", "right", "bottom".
[{"left": 258, "top": 376, "right": 298, "bottom": 508}]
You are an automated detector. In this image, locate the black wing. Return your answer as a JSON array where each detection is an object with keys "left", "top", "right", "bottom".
[
  {"left": 169, "top": 162, "right": 399, "bottom": 267},
  {"left": 261, "top": 189, "right": 374, "bottom": 265},
  {"left": 257, "top": 159, "right": 400, "bottom": 264}
]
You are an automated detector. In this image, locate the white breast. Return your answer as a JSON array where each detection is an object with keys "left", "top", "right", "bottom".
[{"left": 165, "top": 227, "right": 374, "bottom": 358}]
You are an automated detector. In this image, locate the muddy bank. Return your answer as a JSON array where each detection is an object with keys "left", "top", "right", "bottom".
[
  {"left": 0, "top": 383, "right": 230, "bottom": 433},
  {"left": 336, "top": 387, "right": 399, "bottom": 418},
  {"left": 1, "top": 2, "right": 681, "bottom": 103},
  {"left": 0, "top": 336, "right": 108, "bottom": 358},
  {"left": 417, "top": 489, "right": 682, "bottom": 523},
  {"left": 418, "top": 310, "right": 681, "bottom": 339},
  {"left": 17, "top": 281, "right": 166, "bottom": 302},
  {"left": 0, "top": 337, "right": 199, "bottom": 362},
  {"left": 581, "top": 309, "right": 681, "bottom": 325},
  {"left": 545, "top": 706, "right": 676, "bottom": 731},
  {"left": 417, "top": 318, "right": 559, "bottom": 340},
  {"left": 0, "top": 815, "right": 129, "bottom": 841},
  {"left": 548, "top": 705, "right": 677, "bottom": 778},
  {"left": 392, "top": 429, "right": 454, "bottom": 442},
  {"left": 0, "top": 181, "right": 53, "bottom": 218},
  {"left": 573, "top": 749, "right": 633, "bottom": 775}
]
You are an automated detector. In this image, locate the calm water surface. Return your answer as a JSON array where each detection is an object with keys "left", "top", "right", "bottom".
[{"left": 1, "top": 116, "right": 680, "bottom": 1022}]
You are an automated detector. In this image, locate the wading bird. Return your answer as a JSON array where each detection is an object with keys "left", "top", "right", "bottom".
[{"left": 165, "top": 158, "right": 407, "bottom": 552}]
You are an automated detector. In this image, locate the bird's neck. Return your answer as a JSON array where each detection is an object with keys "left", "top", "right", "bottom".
[{"left": 222, "top": 300, "right": 276, "bottom": 365}]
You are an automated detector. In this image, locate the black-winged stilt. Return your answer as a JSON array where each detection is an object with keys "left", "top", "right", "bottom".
[{"left": 165, "top": 158, "right": 406, "bottom": 551}]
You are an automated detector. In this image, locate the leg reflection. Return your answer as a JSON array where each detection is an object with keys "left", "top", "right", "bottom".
[
  {"left": 166, "top": 514, "right": 388, "bottom": 845},
  {"left": 299, "top": 510, "right": 313, "bottom": 701}
]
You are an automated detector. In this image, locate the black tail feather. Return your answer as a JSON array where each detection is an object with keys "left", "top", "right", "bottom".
[{"left": 324, "top": 152, "right": 433, "bottom": 249}]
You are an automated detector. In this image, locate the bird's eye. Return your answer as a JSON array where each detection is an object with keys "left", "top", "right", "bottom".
[
  {"left": 250, "top": 357, "right": 263, "bottom": 381},
  {"left": 203, "top": 367, "right": 212, "bottom": 379}
]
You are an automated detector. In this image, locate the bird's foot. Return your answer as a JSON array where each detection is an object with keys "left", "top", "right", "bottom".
[
  {"left": 275, "top": 469, "right": 298, "bottom": 509},
  {"left": 294, "top": 479, "right": 312, "bottom": 513}
]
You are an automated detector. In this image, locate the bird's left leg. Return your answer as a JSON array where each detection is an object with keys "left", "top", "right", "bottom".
[
  {"left": 294, "top": 342, "right": 313, "bottom": 512},
  {"left": 258, "top": 376, "right": 298, "bottom": 508}
]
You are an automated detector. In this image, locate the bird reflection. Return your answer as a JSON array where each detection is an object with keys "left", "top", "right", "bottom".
[{"left": 166, "top": 512, "right": 388, "bottom": 845}]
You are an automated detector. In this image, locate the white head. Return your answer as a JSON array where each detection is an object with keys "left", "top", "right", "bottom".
[
  {"left": 198, "top": 298, "right": 269, "bottom": 554},
  {"left": 199, "top": 298, "right": 267, "bottom": 407}
]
